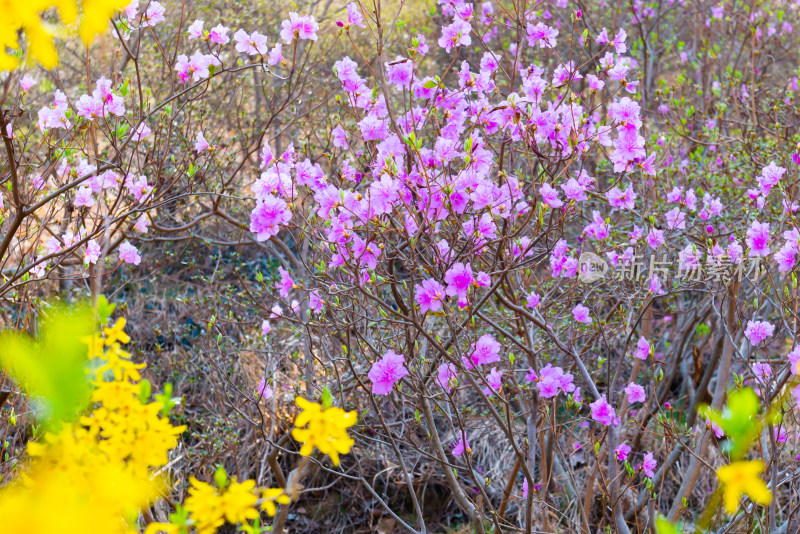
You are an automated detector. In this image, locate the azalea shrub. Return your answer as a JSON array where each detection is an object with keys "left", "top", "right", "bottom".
[{"left": 3, "top": 0, "right": 800, "bottom": 533}]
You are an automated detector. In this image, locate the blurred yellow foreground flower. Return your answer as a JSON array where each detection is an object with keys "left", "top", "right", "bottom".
[
  {"left": 716, "top": 460, "right": 772, "bottom": 514},
  {"left": 0, "top": 0, "right": 129, "bottom": 70}
]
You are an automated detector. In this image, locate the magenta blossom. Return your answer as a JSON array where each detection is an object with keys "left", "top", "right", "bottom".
[
  {"left": 256, "top": 377, "right": 273, "bottom": 400},
  {"left": 463, "top": 334, "right": 501, "bottom": 369},
  {"left": 275, "top": 266, "right": 294, "bottom": 298},
  {"left": 444, "top": 262, "right": 474, "bottom": 307},
  {"left": 526, "top": 22, "right": 559, "bottom": 48},
  {"left": 634, "top": 336, "right": 650, "bottom": 359},
  {"left": 745, "top": 221, "right": 771, "bottom": 257},
  {"left": 416, "top": 278, "right": 446, "bottom": 313},
  {"left": 482, "top": 367, "right": 503, "bottom": 396},
  {"left": 250, "top": 195, "right": 292, "bottom": 241},
  {"left": 572, "top": 304, "right": 592, "bottom": 324},
  {"left": 641, "top": 452, "right": 657, "bottom": 478},
  {"left": 615, "top": 443, "right": 631, "bottom": 461},
  {"left": 368, "top": 350, "right": 409, "bottom": 395},
  {"left": 436, "top": 363, "right": 458, "bottom": 392},
  {"left": 590, "top": 395, "right": 619, "bottom": 426},
  {"left": 452, "top": 432, "right": 469, "bottom": 457},
  {"left": 744, "top": 320, "right": 775, "bottom": 346}
]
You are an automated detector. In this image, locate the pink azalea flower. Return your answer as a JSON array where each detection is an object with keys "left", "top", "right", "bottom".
[
  {"left": 275, "top": 266, "right": 294, "bottom": 298},
  {"left": 590, "top": 395, "right": 619, "bottom": 426},
  {"left": 744, "top": 320, "right": 775, "bottom": 346},
  {"left": 452, "top": 432, "right": 469, "bottom": 456},
  {"left": 482, "top": 367, "right": 503, "bottom": 396},
  {"left": 250, "top": 195, "right": 292, "bottom": 241},
  {"left": 194, "top": 131, "right": 211, "bottom": 153},
  {"left": 539, "top": 183, "right": 563, "bottom": 208},
  {"left": 20, "top": 75, "right": 36, "bottom": 92},
  {"left": 268, "top": 43, "right": 285, "bottom": 66},
  {"left": 793, "top": 383, "right": 800, "bottom": 410},
  {"left": 256, "top": 377, "right": 273, "bottom": 400},
  {"left": 642, "top": 452, "right": 657, "bottom": 478},
  {"left": 615, "top": 443, "right": 631, "bottom": 461},
  {"left": 611, "top": 29, "right": 627, "bottom": 54},
  {"left": 625, "top": 383, "right": 646, "bottom": 404},
  {"left": 119, "top": 241, "right": 141, "bottom": 265},
  {"left": 332, "top": 126, "right": 348, "bottom": 148},
  {"left": 606, "top": 184, "right": 637, "bottom": 210},
  {"left": 345, "top": 2, "right": 365, "bottom": 28},
  {"left": 746, "top": 221, "right": 771, "bottom": 257},
  {"left": 706, "top": 417, "right": 724, "bottom": 438},
  {"left": 788, "top": 347, "right": 800, "bottom": 375},
  {"left": 444, "top": 262, "right": 474, "bottom": 307},
  {"left": 84, "top": 240, "right": 101, "bottom": 265},
  {"left": 525, "top": 368, "right": 537, "bottom": 382},
  {"left": 572, "top": 304, "right": 592, "bottom": 324},
  {"left": 141, "top": 1, "right": 165, "bottom": 27},
  {"left": 74, "top": 186, "right": 94, "bottom": 208},
  {"left": 208, "top": 24, "right": 230, "bottom": 44},
  {"left": 463, "top": 334, "right": 501, "bottom": 368},
  {"left": 436, "top": 362, "right": 457, "bottom": 392},
  {"left": 439, "top": 19, "right": 472, "bottom": 52},
  {"left": 124, "top": 0, "right": 139, "bottom": 19},
  {"left": 309, "top": 290, "right": 323, "bottom": 314},
  {"left": 280, "top": 12, "right": 319, "bottom": 43},
  {"left": 368, "top": 350, "right": 409, "bottom": 395},
  {"left": 261, "top": 320, "right": 271, "bottom": 335},
  {"left": 132, "top": 122, "right": 151, "bottom": 141},
  {"left": 526, "top": 22, "right": 559, "bottom": 48},
  {"left": 664, "top": 207, "right": 686, "bottom": 230},
  {"left": 133, "top": 215, "right": 150, "bottom": 233},
  {"left": 385, "top": 56, "right": 414, "bottom": 88},
  {"left": 751, "top": 361, "right": 771, "bottom": 382},
  {"left": 634, "top": 336, "right": 650, "bottom": 359},
  {"left": 646, "top": 228, "right": 665, "bottom": 249},
  {"left": 416, "top": 278, "right": 445, "bottom": 313},
  {"left": 369, "top": 174, "right": 399, "bottom": 215},
  {"left": 526, "top": 292, "right": 540, "bottom": 308},
  {"left": 187, "top": 19, "right": 203, "bottom": 39}
]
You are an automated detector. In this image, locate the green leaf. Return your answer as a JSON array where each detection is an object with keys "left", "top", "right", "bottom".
[
  {"left": 138, "top": 379, "right": 152, "bottom": 403},
  {"left": 154, "top": 382, "right": 178, "bottom": 417},
  {"left": 702, "top": 387, "right": 761, "bottom": 459},
  {"left": 422, "top": 79, "right": 438, "bottom": 89},
  {"left": 214, "top": 465, "right": 229, "bottom": 489},
  {"left": 321, "top": 386, "right": 333, "bottom": 409},
  {"left": 655, "top": 514, "right": 679, "bottom": 534},
  {"left": 0, "top": 303, "right": 95, "bottom": 430},
  {"left": 95, "top": 295, "right": 116, "bottom": 324}
]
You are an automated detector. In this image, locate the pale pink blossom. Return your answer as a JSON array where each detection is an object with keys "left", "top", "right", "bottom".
[
  {"left": 625, "top": 383, "right": 646, "bottom": 404},
  {"left": 119, "top": 241, "right": 141, "bottom": 265}
]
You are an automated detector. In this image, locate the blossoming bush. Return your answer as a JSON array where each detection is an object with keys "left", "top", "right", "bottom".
[{"left": 4, "top": 0, "right": 800, "bottom": 532}]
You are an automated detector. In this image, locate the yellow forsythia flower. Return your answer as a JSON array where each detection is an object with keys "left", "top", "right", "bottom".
[
  {"left": 184, "top": 476, "right": 260, "bottom": 534},
  {"left": 0, "top": 314, "right": 185, "bottom": 534},
  {"left": 0, "top": 0, "right": 128, "bottom": 71},
  {"left": 291, "top": 396, "right": 357, "bottom": 466},
  {"left": 716, "top": 460, "right": 772, "bottom": 514},
  {"left": 260, "top": 488, "right": 291, "bottom": 516}
]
